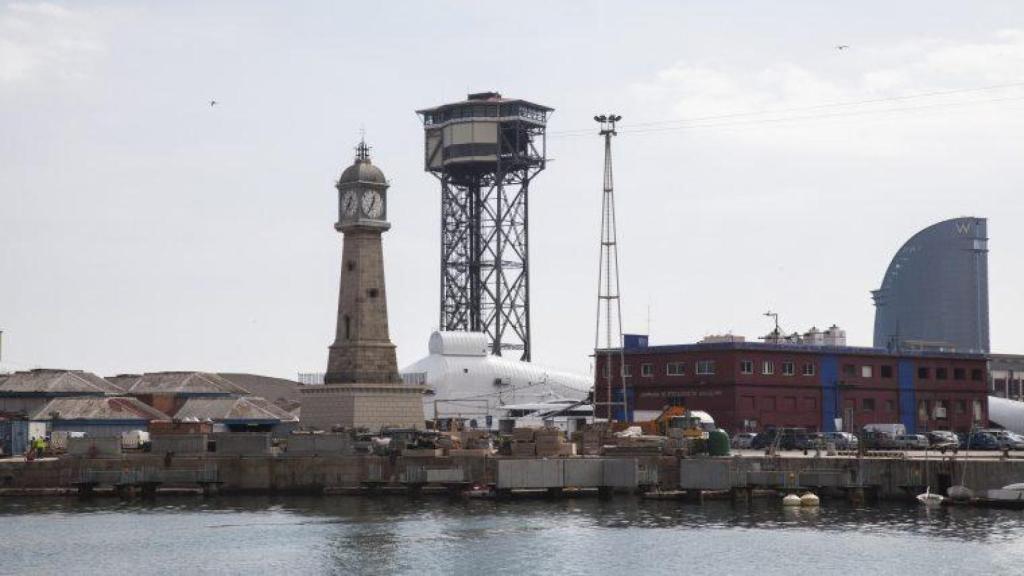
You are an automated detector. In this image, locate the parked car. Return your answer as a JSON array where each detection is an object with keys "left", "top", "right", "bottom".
[
  {"left": 895, "top": 434, "right": 930, "bottom": 450},
  {"left": 751, "top": 427, "right": 810, "bottom": 450},
  {"left": 862, "top": 423, "right": 906, "bottom": 450},
  {"left": 862, "top": 430, "right": 898, "bottom": 449},
  {"left": 926, "top": 430, "right": 959, "bottom": 452},
  {"left": 823, "top": 431, "right": 858, "bottom": 450},
  {"left": 732, "top": 432, "right": 757, "bottom": 449},
  {"left": 983, "top": 429, "right": 1024, "bottom": 450},
  {"left": 961, "top": 431, "right": 1000, "bottom": 450}
]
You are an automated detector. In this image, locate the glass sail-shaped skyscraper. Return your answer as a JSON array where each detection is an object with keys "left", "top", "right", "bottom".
[{"left": 872, "top": 217, "right": 989, "bottom": 353}]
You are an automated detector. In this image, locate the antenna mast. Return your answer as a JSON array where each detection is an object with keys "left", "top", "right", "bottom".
[{"left": 594, "top": 114, "right": 628, "bottom": 422}]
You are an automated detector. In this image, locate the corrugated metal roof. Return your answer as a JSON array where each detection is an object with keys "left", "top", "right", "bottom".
[
  {"left": 217, "top": 373, "right": 299, "bottom": 407},
  {"left": 0, "top": 369, "right": 124, "bottom": 395},
  {"left": 30, "top": 396, "right": 170, "bottom": 421},
  {"left": 173, "top": 396, "right": 297, "bottom": 422},
  {"left": 120, "top": 372, "right": 251, "bottom": 395}
]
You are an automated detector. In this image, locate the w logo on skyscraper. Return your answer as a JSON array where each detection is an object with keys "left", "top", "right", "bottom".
[{"left": 955, "top": 220, "right": 973, "bottom": 235}]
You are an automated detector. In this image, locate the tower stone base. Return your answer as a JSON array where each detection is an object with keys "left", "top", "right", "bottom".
[{"left": 300, "top": 383, "right": 424, "bottom": 432}]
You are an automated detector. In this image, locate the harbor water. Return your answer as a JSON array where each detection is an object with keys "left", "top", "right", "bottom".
[{"left": 1, "top": 497, "right": 1022, "bottom": 575}]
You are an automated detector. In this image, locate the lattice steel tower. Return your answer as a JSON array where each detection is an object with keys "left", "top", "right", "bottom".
[
  {"left": 417, "top": 93, "right": 552, "bottom": 360},
  {"left": 594, "top": 114, "right": 627, "bottom": 421}
]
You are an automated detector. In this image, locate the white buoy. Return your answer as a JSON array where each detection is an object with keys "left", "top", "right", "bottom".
[
  {"left": 783, "top": 493, "right": 802, "bottom": 506},
  {"left": 800, "top": 492, "right": 820, "bottom": 507}
]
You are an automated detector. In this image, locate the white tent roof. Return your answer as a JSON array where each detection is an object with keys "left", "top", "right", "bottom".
[
  {"left": 989, "top": 396, "right": 1024, "bottom": 434},
  {"left": 401, "top": 331, "right": 590, "bottom": 420}
]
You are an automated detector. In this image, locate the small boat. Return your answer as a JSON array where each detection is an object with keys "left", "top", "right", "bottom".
[
  {"left": 916, "top": 486, "right": 944, "bottom": 507},
  {"left": 800, "top": 492, "right": 820, "bottom": 507},
  {"left": 1001, "top": 483, "right": 1024, "bottom": 491},
  {"left": 783, "top": 493, "right": 802, "bottom": 506}
]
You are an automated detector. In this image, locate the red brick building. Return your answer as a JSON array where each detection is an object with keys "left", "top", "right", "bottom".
[{"left": 594, "top": 341, "right": 988, "bottom": 434}]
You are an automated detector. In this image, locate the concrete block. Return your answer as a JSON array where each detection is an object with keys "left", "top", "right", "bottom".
[
  {"left": 563, "top": 458, "right": 603, "bottom": 487},
  {"left": 679, "top": 459, "right": 732, "bottom": 490},
  {"left": 287, "top": 434, "right": 353, "bottom": 455},
  {"left": 497, "top": 459, "right": 564, "bottom": 489},
  {"left": 212, "top": 433, "right": 271, "bottom": 455},
  {"left": 151, "top": 434, "right": 207, "bottom": 454},
  {"left": 67, "top": 437, "right": 122, "bottom": 458},
  {"left": 602, "top": 459, "right": 639, "bottom": 488},
  {"left": 425, "top": 468, "right": 466, "bottom": 483}
]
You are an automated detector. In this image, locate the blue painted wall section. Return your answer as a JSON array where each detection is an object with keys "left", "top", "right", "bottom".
[
  {"left": 820, "top": 355, "right": 838, "bottom": 432},
  {"left": 612, "top": 388, "right": 636, "bottom": 422},
  {"left": 898, "top": 359, "right": 917, "bottom": 434}
]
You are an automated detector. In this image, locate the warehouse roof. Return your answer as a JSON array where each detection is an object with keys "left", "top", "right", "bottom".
[
  {"left": 174, "top": 396, "right": 298, "bottom": 423},
  {"left": 30, "top": 396, "right": 170, "bottom": 421},
  {"left": 218, "top": 373, "right": 300, "bottom": 414},
  {"left": 0, "top": 369, "right": 124, "bottom": 395},
  {"left": 115, "top": 372, "right": 251, "bottom": 395}
]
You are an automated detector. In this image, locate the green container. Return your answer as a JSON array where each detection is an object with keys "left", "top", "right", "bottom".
[{"left": 708, "top": 430, "right": 731, "bottom": 456}]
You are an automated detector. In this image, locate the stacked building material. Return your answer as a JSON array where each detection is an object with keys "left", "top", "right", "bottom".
[
  {"left": 580, "top": 429, "right": 605, "bottom": 455},
  {"left": 534, "top": 428, "right": 564, "bottom": 457},
  {"left": 511, "top": 427, "right": 536, "bottom": 457}
]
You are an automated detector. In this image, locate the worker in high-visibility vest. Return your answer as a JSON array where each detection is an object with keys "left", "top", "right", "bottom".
[{"left": 33, "top": 436, "right": 45, "bottom": 459}]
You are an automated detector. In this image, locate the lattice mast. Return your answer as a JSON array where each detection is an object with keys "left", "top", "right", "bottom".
[
  {"left": 417, "top": 93, "right": 552, "bottom": 360},
  {"left": 594, "top": 114, "right": 627, "bottom": 421}
]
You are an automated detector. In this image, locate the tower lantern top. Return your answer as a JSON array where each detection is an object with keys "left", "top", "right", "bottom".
[{"left": 337, "top": 139, "right": 387, "bottom": 187}]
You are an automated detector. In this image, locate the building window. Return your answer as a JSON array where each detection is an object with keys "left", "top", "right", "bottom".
[
  {"left": 954, "top": 368, "right": 966, "bottom": 380},
  {"left": 955, "top": 400, "right": 966, "bottom": 414},
  {"left": 782, "top": 362, "right": 795, "bottom": 376},
  {"left": 641, "top": 363, "right": 653, "bottom": 377},
  {"left": 881, "top": 365, "right": 893, "bottom": 378},
  {"left": 666, "top": 362, "right": 685, "bottom": 376},
  {"left": 842, "top": 364, "right": 856, "bottom": 376},
  {"left": 862, "top": 398, "right": 876, "bottom": 411},
  {"left": 696, "top": 360, "right": 715, "bottom": 375},
  {"left": 933, "top": 400, "right": 948, "bottom": 419},
  {"left": 602, "top": 363, "right": 611, "bottom": 377},
  {"left": 740, "top": 360, "right": 753, "bottom": 374},
  {"left": 885, "top": 400, "right": 895, "bottom": 412},
  {"left": 622, "top": 364, "right": 632, "bottom": 377},
  {"left": 935, "top": 367, "right": 948, "bottom": 380},
  {"left": 344, "top": 315, "right": 351, "bottom": 339},
  {"left": 918, "top": 400, "right": 929, "bottom": 422},
  {"left": 917, "top": 367, "right": 930, "bottom": 379},
  {"left": 971, "top": 369, "right": 983, "bottom": 382},
  {"left": 973, "top": 400, "right": 983, "bottom": 421},
  {"left": 802, "top": 362, "right": 815, "bottom": 376},
  {"left": 762, "top": 361, "right": 775, "bottom": 375},
  {"left": 367, "top": 288, "right": 379, "bottom": 298},
  {"left": 861, "top": 365, "right": 873, "bottom": 378}
]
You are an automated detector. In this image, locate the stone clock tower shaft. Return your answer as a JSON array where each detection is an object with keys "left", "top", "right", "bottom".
[
  {"left": 325, "top": 141, "right": 399, "bottom": 385},
  {"left": 302, "top": 140, "right": 424, "bottom": 432}
]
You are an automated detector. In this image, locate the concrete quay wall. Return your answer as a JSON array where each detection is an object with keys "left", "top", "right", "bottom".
[{"left": 1, "top": 454, "right": 1022, "bottom": 499}]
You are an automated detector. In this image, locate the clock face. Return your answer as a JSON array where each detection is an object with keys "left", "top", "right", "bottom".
[
  {"left": 341, "top": 191, "right": 358, "bottom": 217},
  {"left": 361, "top": 190, "right": 383, "bottom": 219}
]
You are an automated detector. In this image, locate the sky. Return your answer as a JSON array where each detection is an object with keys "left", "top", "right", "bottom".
[{"left": 1, "top": 1, "right": 1023, "bottom": 380}]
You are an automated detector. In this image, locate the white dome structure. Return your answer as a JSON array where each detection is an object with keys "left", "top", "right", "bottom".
[{"left": 401, "top": 331, "right": 590, "bottom": 422}]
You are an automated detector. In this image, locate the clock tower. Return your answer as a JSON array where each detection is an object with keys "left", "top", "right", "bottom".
[{"left": 301, "top": 140, "right": 425, "bottom": 431}]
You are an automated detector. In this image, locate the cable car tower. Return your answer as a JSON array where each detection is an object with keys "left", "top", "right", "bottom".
[{"left": 417, "top": 93, "right": 552, "bottom": 360}]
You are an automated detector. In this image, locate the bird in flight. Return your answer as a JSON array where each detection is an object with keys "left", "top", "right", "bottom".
[
  {"left": 209, "top": 100, "right": 218, "bottom": 107},
  {"left": 835, "top": 45, "right": 849, "bottom": 50}
]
